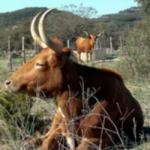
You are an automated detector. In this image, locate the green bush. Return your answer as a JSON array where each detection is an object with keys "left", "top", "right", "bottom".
[
  {"left": 0, "top": 91, "right": 32, "bottom": 121},
  {"left": 122, "top": 19, "right": 150, "bottom": 80},
  {"left": 0, "top": 90, "right": 52, "bottom": 145},
  {"left": 0, "top": 91, "right": 34, "bottom": 138}
]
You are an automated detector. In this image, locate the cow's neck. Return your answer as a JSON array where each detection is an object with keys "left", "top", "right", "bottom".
[
  {"left": 60, "top": 60, "right": 124, "bottom": 106},
  {"left": 63, "top": 61, "right": 101, "bottom": 86},
  {"left": 60, "top": 60, "right": 101, "bottom": 103}
]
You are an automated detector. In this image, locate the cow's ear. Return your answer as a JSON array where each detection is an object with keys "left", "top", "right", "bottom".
[
  {"left": 48, "top": 53, "right": 60, "bottom": 69},
  {"left": 58, "top": 47, "right": 71, "bottom": 67},
  {"left": 48, "top": 48, "right": 71, "bottom": 69},
  {"left": 62, "top": 47, "right": 71, "bottom": 57}
]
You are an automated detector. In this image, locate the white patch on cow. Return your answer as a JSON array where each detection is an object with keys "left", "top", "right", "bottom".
[
  {"left": 57, "top": 107, "right": 75, "bottom": 150},
  {"left": 58, "top": 107, "right": 65, "bottom": 118},
  {"left": 82, "top": 138, "right": 90, "bottom": 143},
  {"left": 66, "top": 135, "right": 75, "bottom": 150}
]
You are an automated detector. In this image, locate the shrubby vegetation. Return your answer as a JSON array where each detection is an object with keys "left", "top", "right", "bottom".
[
  {"left": 123, "top": 20, "right": 150, "bottom": 79},
  {"left": 0, "top": 91, "right": 33, "bottom": 137},
  {"left": 0, "top": 90, "right": 52, "bottom": 149},
  {"left": 136, "top": 0, "right": 150, "bottom": 15},
  {"left": 120, "top": 0, "right": 150, "bottom": 80}
]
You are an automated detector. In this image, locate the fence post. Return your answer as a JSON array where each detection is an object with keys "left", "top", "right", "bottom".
[
  {"left": 119, "top": 35, "right": 123, "bottom": 51},
  {"left": 67, "top": 39, "right": 70, "bottom": 48},
  {"left": 109, "top": 36, "right": 113, "bottom": 54},
  {"left": 8, "top": 36, "right": 13, "bottom": 71},
  {"left": 22, "top": 36, "right": 26, "bottom": 63}
]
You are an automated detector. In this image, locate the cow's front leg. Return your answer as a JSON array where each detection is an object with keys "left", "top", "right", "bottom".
[
  {"left": 57, "top": 92, "right": 83, "bottom": 150},
  {"left": 89, "top": 51, "right": 92, "bottom": 61},
  {"left": 41, "top": 109, "right": 66, "bottom": 150},
  {"left": 77, "top": 100, "right": 113, "bottom": 149},
  {"left": 77, "top": 52, "right": 81, "bottom": 63}
]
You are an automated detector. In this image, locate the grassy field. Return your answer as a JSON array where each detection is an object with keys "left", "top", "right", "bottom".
[{"left": 0, "top": 53, "right": 150, "bottom": 150}]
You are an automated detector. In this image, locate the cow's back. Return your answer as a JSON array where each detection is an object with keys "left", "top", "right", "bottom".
[{"left": 76, "top": 37, "right": 92, "bottom": 53}]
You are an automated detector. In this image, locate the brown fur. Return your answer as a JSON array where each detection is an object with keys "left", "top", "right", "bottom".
[
  {"left": 50, "top": 36, "right": 64, "bottom": 47},
  {"left": 75, "top": 34, "right": 97, "bottom": 62}
]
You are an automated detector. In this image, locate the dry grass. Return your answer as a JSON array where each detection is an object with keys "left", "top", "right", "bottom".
[{"left": 0, "top": 55, "right": 150, "bottom": 149}]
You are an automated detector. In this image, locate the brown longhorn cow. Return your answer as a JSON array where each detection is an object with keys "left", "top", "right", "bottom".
[
  {"left": 5, "top": 9, "right": 143, "bottom": 150},
  {"left": 75, "top": 32, "right": 102, "bottom": 62}
]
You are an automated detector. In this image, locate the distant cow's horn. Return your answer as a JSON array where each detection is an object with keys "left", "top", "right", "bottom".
[
  {"left": 30, "top": 11, "right": 48, "bottom": 48},
  {"left": 83, "top": 31, "right": 89, "bottom": 36},
  {"left": 97, "top": 32, "right": 104, "bottom": 37},
  {"left": 38, "top": 9, "right": 61, "bottom": 52}
]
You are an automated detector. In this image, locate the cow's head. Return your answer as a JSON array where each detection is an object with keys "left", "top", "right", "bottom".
[
  {"left": 5, "top": 9, "right": 71, "bottom": 97},
  {"left": 83, "top": 31, "right": 103, "bottom": 44},
  {"left": 89, "top": 34, "right": 97, "bottom": 42}
]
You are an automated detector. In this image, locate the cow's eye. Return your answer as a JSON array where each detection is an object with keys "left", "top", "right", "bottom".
[
  {"left": 36, "top": 62, "right": 46, "bottom": 67},
  {"left": 35, "top": 60, "right": 47, "bottom": 69}
]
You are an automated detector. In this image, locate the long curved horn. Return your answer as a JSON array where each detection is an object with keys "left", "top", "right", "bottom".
[
  {"left": 30, "top": 11, "right": 48, "bottom": 48},
  {"left": 83, "top": 31, "right": 89, "bottom": 36},
  {"left": 38, "top": 8, "right": 61, "bottom": 52}
]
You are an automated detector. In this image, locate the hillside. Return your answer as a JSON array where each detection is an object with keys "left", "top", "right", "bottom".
[
  {"left": 0, "top": 7, "right": 142, "bottom": 51},
  {"left": 0, "top": 7, "right": 47, "bottom": 27},
  {"left": 96, "top": 7, "right": 142, "bottom": 23},
  {"left": 0, "top": 7, "right": 142, "bottom": 28}
]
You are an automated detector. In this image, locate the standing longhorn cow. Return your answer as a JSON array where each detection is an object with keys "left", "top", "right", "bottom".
[
  {"left": 75, "top": 31, "right": 102, "bottom": 62},
  {"left": 5, "top": 9, "right": 143, "bottom": 150}
]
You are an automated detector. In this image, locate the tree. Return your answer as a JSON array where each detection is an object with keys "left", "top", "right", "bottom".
[
  {"left": 136, "top": 0, "right": 150, "bottom": 15},
  {"left": 62, "top": 3, "right": 98, "bottom": 18}
]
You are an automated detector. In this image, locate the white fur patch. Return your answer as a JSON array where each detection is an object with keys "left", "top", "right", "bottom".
[
  {"left": 66, "top": 136, "right": 75, "bottom": 150},
  {"left": 58, "top": 107, "right": 75, "bottom": 150},
  {"left": 58, "top": 107, "right": 65, "bottom": 118},
  {"left": 83, "top": 138, "right": 89, "bottom": 142}
]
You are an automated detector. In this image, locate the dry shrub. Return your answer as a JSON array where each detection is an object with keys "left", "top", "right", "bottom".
[{"left": 120, "top": 19, "right": 150, "bottom": 80}]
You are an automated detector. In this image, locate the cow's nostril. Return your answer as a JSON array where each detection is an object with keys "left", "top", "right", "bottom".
[{"left": 5, "top": 80, "right": 11, "bottom": 86}]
